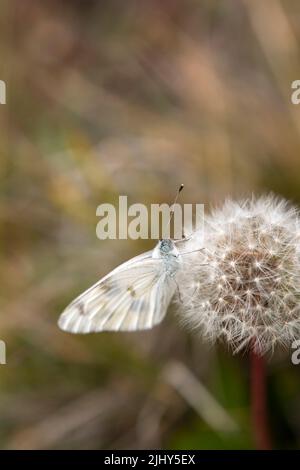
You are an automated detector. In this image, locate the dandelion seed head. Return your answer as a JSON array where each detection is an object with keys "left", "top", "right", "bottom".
[{"left": 178, "top": 195, "right": 300, "bottom": 355}]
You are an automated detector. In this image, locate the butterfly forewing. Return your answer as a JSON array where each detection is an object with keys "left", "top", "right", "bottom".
[{"left": 58, "top": 252, "right": 177, "bottom": 333}]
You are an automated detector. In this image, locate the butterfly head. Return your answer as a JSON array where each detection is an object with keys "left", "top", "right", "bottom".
[
  {"left": 159, "top": 239, "right": 174, "bottom": 253},
  {"left": 151, "top": 239, "right": 180, "bottom": 262},
  {"left": 158, "top": 238, "right": 180, "bottom": 258}
]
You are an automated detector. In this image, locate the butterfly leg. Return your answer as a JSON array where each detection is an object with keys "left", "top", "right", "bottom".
[{"left": 173, "top": 277, "right": 183, "bottom": 303}]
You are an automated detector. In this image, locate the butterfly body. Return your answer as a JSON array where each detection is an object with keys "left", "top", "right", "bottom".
[
  {"left": 152, "top": 239, "right": 182, "bottom": 277},
  {"left": 58, "top": 239, "right": 183, "bottom": 334}
]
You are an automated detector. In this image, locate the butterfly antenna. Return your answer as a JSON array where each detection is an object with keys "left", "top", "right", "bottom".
[{"left": 167, "top": 184, "right": 184, "bottom": 230}]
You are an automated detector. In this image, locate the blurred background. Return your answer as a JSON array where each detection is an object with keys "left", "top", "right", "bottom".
[{"left": 1, "top": 0, "right": 300, "bottom": 449}]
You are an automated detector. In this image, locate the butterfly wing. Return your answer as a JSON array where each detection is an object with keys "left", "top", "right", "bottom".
[{"left": 58, "top": 251, "right": 177, "bottom": 333}]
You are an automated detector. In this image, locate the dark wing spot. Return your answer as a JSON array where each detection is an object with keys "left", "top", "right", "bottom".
[
  {"left": 102, "top": 281, "right": 122, "bottom": 297},
  {"left": 78, "top": 302, "right": 86, "bottom": 316},
  {"left": 127, "top": 286, "right": 137, "bottom": 297},
  {"left": 101, "top": 283, "right": 112, "bottom": 293}
]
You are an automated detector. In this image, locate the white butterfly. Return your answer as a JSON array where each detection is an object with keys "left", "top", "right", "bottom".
[{"left": 58, "top": 239, "right": 185, "bottom": 333}]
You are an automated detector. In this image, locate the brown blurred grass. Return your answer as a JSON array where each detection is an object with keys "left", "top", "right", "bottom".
[{"left": 1, "top": 0, "right": 300, "bottom": 449}]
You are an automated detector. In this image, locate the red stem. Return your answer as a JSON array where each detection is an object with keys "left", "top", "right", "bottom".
[{"left": 250, "top": 350, "right": 272, "bottom": 450}]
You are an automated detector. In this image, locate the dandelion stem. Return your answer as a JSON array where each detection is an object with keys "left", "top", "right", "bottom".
[{"left": 250, "top": 349, "right": 272, "bottom": 450}]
